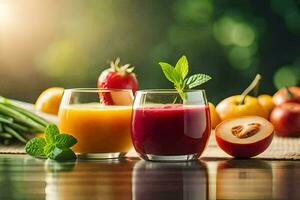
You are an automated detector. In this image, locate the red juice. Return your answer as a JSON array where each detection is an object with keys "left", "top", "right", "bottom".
[{"left": 131, "top": 104, "right": 211, "bottom": 156}]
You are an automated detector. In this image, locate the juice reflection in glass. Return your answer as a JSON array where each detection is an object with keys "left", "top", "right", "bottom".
[{"left": 58, "top": 88, "right": 133, "bottom": 159}]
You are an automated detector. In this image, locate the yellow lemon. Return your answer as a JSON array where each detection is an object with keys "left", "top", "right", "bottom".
[{"left": 35, "top": 87, "right": 64, "bottom": 115}]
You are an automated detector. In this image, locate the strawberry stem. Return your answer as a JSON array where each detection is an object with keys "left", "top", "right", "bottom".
[
  {"left": 239, "top": 74, "right": 261, "bottom": 105},
  {"left": 110, "top": 58, "right": 134, "bottom": 74}
]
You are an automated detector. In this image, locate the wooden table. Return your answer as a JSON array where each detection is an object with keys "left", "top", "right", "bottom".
[{"left": 0, "top": 155, "right": 299, "bottom": 200}]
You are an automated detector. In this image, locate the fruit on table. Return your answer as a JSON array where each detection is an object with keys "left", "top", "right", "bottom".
[
  {"left": 209, "top": 102, "right": 221, "bottom": 129},
  {"left": 35, "top": 87, "right": 64, "bottom": 115},
  {"left": 216, "top": 74, "right": 268, "bottom": 121},
  {"left": 270, "top": 102, "right": 300, "bottom": 137},
  {"left": 217, "top": 95, "right": 268, "bottom": 121},
  {"left": 215, "top": 116, "right": 274, "bottom": 158},
  {"left": 258, "top": 94, "right": 275, "bottom": 117},
  {"left": 273, "top": 86, "right": 300, "bottom": 106},
  {"left": 97, "top": 58, "right": 138, "bottom": 105}
]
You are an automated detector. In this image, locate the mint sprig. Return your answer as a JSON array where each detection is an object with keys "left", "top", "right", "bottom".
[
  {"left": 25, "top": 124, "right": 77, "bottom": 161},
  {"left": 159, "top": 55, "right": 212, "bottom": 101}
]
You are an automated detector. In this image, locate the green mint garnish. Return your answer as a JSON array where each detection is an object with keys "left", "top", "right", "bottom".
[
  {"left": 55, "top": 134, "right": 78, "bottom": 149},
  {"left": 25, "top": 124, "right": 77, "bottom": 161},
  {"left": 45, "top": 124, "right": 59, "bottom": 144},
  {"left": 48, "top": 147, "right": 77, "bottom": 161},
  {"left": 25, "top": 137, "right": 47, "bottom": 157},
  {"left": 159, "top": 55, "right": 212, "bottom": 101}
]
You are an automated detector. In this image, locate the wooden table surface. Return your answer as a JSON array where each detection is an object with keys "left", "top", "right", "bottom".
[{"left": 0, "top": 155, "right": 299, "bottom": 200}]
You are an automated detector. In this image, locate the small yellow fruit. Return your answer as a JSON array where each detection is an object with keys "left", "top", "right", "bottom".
[
  {"left": 209, "top": 102, "right": 221, "bottom": 129},
  {"left": 35, "top": 87, "right": 64, "bottom": 115},
  {"left": 258, "top": 94, "right": 275, "bottom": 117},
  {"left": 216, "top": 95, "right": 269, "bottom": 121}
]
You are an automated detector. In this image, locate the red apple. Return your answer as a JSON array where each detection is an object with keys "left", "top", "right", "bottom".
[
  {"left": 270, "top": 102, "right": 300, "bottom": 137},
  {"left": 215, "top": 116, "right": 274, "bottom": 158},
  {"left": 273, "top": 86, "right": 300, "bottom": 106}
]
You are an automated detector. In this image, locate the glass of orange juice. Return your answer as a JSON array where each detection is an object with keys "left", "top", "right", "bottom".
[{"left": 58, "top": 88, "right": 134, "bottom": 159}]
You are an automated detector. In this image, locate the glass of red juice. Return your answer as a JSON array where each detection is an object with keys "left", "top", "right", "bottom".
[{"left": 131, "top": 89, "right": 211, "bottom": 161}]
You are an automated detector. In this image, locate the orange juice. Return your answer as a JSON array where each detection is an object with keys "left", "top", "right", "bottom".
[{"left": 58, "top": 104, "right": 132, "bottom": 153}]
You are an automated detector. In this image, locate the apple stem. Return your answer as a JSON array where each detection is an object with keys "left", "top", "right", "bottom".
[
  {"left": 285, "top": 87, "right": 294, "bottom": 99},
  {"left": 239, "top": 74, "right": 261, "bottom": 105}
]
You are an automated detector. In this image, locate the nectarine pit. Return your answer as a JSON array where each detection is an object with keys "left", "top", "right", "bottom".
[{"left": 231, "top": 123, "right": 261, "bottom": 139}]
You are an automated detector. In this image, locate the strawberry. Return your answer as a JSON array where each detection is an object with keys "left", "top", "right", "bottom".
[{"left": 97, "top": 58, "right": 138, "bottom": 105}]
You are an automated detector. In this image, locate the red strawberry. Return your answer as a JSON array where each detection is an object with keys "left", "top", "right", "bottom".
[{"left": 97, "top": 58, "right": 138, "bottom": 105}]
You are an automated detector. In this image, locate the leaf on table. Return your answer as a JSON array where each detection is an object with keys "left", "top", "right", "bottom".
[
  {"left": 45, "top": 124, "right": 60, "bottom": 144},
  {"left": 55, "top": 134, "right": 77, "bottom": 148},
  {"left": 25, "top": 137, "right": 46, "bottom": 157},
  {"left": 49, "top": 147, "right": 77, "bottom": 161}
]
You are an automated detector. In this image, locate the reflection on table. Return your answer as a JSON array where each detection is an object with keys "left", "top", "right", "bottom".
[
  {"left": 0, "top": 155, "right": 299, "bottom": 200},
  {"left": 45, "top": 159, "right": 134, "bottom": 200},
  {"left": 216, "top": 160, "right": 273, "bottom": 199},
  {"left": 132, "top": 161, "right": 208, "bottom": 200}
]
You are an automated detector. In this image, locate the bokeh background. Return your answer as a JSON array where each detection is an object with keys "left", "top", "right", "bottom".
[{"left": 0, "top": 0, "right": 299, "bottom": 104}]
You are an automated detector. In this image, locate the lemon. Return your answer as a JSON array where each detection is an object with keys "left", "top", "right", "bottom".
[{"left": 35, "top": 87, "right": 64, "bottom": 115}]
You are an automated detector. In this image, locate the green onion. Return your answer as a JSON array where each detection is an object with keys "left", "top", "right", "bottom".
[
  {"left": 0, "top": 114, "right": 13, "bottom": 124},
  {"left": 0, "top": 103, "right": 45, "bottom": 132},
  {"left": 3, "top": 125, "right": 28, "bottom": 144}
]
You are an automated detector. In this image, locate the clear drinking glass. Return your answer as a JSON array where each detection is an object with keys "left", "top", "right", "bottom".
[
  {"left": 131, "top": 89, "right": 211, "bottom": 162},
  {"left": 58, "top": 88, "right": 134, "bottom": 159}
]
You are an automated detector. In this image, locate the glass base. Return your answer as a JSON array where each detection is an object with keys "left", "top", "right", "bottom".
[
  {"left": 77, "top": 152, "right": 127, "bottom": 160},
  {"left": 141, "top": 153, "right": 200, "bottom": 162}
]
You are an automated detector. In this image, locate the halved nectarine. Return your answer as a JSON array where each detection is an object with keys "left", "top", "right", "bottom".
[{"left": 215, "top": 116, "right": 274, "bottom": 158}]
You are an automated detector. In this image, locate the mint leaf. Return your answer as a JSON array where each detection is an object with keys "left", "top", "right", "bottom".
[
  {"left": 25, "top": 137, "right": 46, "bottom": 157},
  {"left": 49, "top": 147, "right": 77, "bottom": 161},
  {"left": 55, "top": 134, "right": 77, "bottom": 148},
  {"left": 184, "top": 74, "right": 212, "bottom": 89},
  {"left": 44, "top": 143, "right": 56, "bottom": 157},
  {"left": 159, "top": 55, "right": 212, "bottom": 102},
  {"left": 25, "top": 124, "right": 77, "bottom": 162},
  {"left": 175, "top": 55, "right": 189, "bottom": 80},
  {"left": 45, "top": 124, "right": 59, "bottom": 144},
  {"left": 159, "top": 62, "right": 177, "bottom": 82}
]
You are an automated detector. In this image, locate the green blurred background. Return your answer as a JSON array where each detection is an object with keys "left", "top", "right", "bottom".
[{"left": 0, "top": 0, "right": 299, "bottom": 104}]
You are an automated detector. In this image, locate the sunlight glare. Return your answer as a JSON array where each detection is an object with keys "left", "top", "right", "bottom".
[{"left": 0, "top": 2, "right": 14, "bottom": 26}]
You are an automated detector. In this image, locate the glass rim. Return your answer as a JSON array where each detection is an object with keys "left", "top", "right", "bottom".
[
  {"left": 136, "top": 89, "right": 206, "bottom": 94},
  {"left": 64, "top": 88, "right": 133, "bottom": 93}
]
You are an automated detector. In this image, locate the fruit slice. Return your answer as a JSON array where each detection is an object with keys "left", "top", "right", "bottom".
[
  {"left": 35, "top": 87, "right": 64, "bottom": 115},
  {"left": 110, "top": 90, "right": 133, "bottom": 105},
  {"left": 215, "top": 116, "right": 274, "bottom": 158},
  {"left": 99, "top": 90, "right": 133, "bottom": 106}
]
